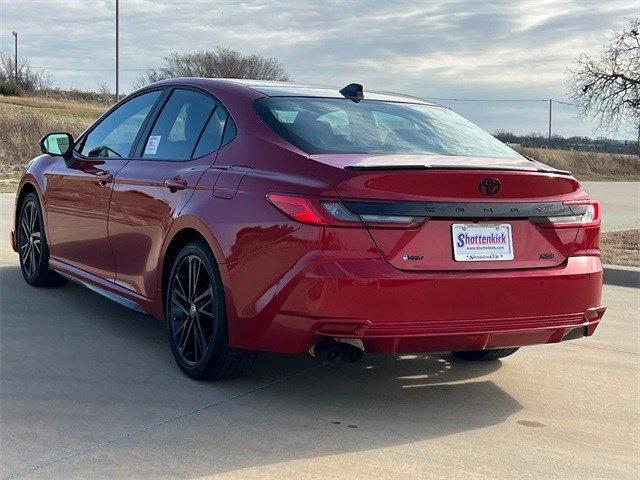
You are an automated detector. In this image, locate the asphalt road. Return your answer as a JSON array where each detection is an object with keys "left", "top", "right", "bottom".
[{"left": 0, "top": 188, "right": 639, "bottom": 480}]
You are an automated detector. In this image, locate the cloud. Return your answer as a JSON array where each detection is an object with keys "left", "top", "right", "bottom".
[{"left": 0, "top": 0, "right": 635, "bottom": 138}]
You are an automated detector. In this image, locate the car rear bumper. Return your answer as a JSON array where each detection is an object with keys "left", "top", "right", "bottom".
[
  {"left": 250, "top": 256, "right": 605, "bottom": 354},
  {"left": 317, "top": 306, "right": 605, "bottom": 353}
]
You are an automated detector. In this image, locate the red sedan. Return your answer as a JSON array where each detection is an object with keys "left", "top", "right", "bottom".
[{"left": 11, "top": 79, "right": 605, "bottom": 380}]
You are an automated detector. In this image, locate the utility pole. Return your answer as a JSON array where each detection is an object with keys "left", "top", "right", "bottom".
[
  {"left": 548, "top": 99, "right": 552, "bottom": 148},
  {"left": 115, "top": 0, "right": 119, "bottom": 102},
  {"left": 11, "top": 31, "right": 18, "bottom": 84}
]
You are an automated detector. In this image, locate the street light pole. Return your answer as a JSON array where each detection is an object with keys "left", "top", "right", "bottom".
[
  {"left": 548, "top": 99, "right": 552, "bottom": 147},
  {"left": 115, "top": 0, "right": 119, "bottom": 102},
  {"left": 11, "top": 31, "right": 18, "bottom": 84}
]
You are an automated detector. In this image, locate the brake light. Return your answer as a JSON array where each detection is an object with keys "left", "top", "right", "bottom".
[
  {"left": 266, "top": 194, "right": 423, "bottom": 227},
  {"left": 266, "top": 194, "right": 334, "bottom": 225},
  {"left": 530, "top": 199, "right": 601, "bottom": 256},
  {"left": 535, "top": 200, "right": 600, "bottom": 228}
]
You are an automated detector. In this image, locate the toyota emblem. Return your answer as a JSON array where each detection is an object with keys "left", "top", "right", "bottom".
[{"left": 478, "top": 177, "right": 501, "bottom": 196}]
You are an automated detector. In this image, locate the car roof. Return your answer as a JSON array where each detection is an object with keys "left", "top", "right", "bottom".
[{"left": 151, "top": 78, "right": 442, "bottom": 106}]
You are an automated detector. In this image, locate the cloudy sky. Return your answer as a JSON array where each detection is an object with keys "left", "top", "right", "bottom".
[{"left": 0, "top": 0, "right": 637, "bottom": 138}]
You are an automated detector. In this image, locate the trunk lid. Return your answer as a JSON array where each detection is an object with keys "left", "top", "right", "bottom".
[{"left": 309, "top": 153, "right": 586, "bottom": 271}]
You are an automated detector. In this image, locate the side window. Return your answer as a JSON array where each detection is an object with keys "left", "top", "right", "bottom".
[
  {"left": 193, "top": 106, "right": 228, "bottom": 158},
  {"left": 142, "top": 89, "right": 216, "bottom": 160},
  {"left": 193, "top": 104, "right": 236, "bottom": 158},
  {"left": 80, "top": 90, "right": 161, "bottom": 158},
  {"left": 221, "top": 117, "right": 236, "bottom": 146}
]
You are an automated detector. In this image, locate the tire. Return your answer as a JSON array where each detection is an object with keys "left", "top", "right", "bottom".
[
  {"left": 165, "top": 241, "right": 257, "bottom": 381},
  {"left": 17, "top": 192, "right": 67, "bottom": 287},
  {"left": 452, "top": 347, "right": 519, "bottom": 361}
]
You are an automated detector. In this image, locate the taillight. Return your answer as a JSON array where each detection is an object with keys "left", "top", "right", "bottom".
[
  {"left": 534, "top": 200, "right": 600, "bottom": 228},
  {"left": 266, "top": 194, "right": 423, "bottom": 228},
  {"left": 266, "top": 194, "right": 336, "bottom": 225},
  {"left": 531, "top": 199, "right": 601, "bottom": 257},
  {"left": 359, "top": 213, "right": 423, "bottom": 226},
  {"left": 320, "top": 202, "right": 361, "bottom": 223}
]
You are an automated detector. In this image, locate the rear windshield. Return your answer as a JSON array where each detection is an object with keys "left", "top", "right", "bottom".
[{"left": 253, "top": 97, "right": 520, "bottom": 158}]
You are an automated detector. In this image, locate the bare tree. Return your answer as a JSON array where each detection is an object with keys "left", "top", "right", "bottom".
[
  {"left": 568, "top": 18, "right": 640, "bottom": 154},
  {"left": 0, "top": 54, "right": 52, "bottom": 92},
  {"left": 135, "top": 47, "right": 289, "bottom": 88},
  {"left": 97, "top": 82, "right": 115, "bottom": 103}
]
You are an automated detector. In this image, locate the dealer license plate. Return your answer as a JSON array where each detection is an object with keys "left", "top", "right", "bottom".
[{"left": 452, "top": 223, "right": 514, "bottom": 261}]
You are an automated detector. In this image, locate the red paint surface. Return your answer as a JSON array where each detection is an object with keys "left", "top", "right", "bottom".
[{"left": 13, "top": 78, "right": 605, "bottom": 356}]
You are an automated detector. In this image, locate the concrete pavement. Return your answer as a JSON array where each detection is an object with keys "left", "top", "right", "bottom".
[
  {"left": 0, "top": 189, "right": 639, "bottom": 479},
  {"left": 582, "top": 181, "right": 639, "bottom": 231}
]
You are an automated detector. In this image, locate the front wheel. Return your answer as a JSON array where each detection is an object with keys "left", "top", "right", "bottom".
[
  {"left": 17, "top": 192, "right": 67, "bottom": 287},
  {"left": 165, "top": 241, "right": 256, "bottom": 381},
  {"left": 452, "top": 348, "right": 519, "bottom": 361}
]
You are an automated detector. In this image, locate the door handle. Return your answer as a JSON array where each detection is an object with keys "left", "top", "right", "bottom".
[
  {"left": 164, "top": 178, "right": 188, "bottom": 192},
  {"left": 95, "top": 171, "right": 113, "bottom": 186}
]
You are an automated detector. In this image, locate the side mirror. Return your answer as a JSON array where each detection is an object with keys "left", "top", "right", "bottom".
[{"left": 40, "top": 132, "right": 74, "bottom": 158}]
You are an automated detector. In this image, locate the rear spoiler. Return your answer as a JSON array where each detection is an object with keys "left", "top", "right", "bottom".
[{"left": 344, "top": 164, "right": 573, "bottom": 175}]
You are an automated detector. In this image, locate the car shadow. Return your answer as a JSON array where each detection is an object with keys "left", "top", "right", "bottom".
[{"left": 0, "top": 265, "right": 522, "bottom": 478}]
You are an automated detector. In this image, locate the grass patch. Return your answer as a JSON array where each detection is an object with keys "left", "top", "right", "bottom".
[
  {"left": 517, "top": 147, "right": 640, "bottom": 181},
  {"left": 0, "top": 99, "right": 96, "bottom": 179},
  {"left": 0, "top": 179, "right": 19, "bottom": 194},
  {"left": 0, "top": 95, "right": 106, "bottom": 119},
  {"left": 600, "top": 229, "right": 639, "bottom": 267}
]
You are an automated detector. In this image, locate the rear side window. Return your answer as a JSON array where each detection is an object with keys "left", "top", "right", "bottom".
[
  {"left": 221, "top": 117, "right": 236, "bottom": 145},
  {"left": 143, "top": 89, "right": 216, "bottom": 160},
  {"left": 253, "top": 97, "right": 520, "bottom": 158},
  {"left": 192, "top": 107, "right": 227, "bottom": 158}
]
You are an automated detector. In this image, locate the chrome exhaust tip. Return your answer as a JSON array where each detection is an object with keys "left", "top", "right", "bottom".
[{"left": 312, "top": 338, "right": 364, "bottom": 364}]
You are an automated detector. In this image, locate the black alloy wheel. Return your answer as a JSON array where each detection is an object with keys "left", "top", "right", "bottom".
[
  {"left": 169, "top": 254, "right": 216, "bottom": 366},
  {"left": 18, "top": 199, "right": 42, "bottom": 280},
  {"left": 17, "top": 192, "right": 66, "bottom": 287},
  {"left": 166, "top": 241, "right": 256, "bottom": 380}
]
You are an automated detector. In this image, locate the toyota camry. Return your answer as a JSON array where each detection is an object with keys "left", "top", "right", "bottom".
[{"left": 11, "top": 79, "right": 605, "bottom": 380}]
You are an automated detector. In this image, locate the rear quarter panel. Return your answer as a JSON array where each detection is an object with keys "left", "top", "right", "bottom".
[{"left": 161, "top": 129, "right": 336, "bottom": 341}]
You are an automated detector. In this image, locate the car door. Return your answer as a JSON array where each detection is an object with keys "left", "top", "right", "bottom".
[
  {"left": 108, "top": 87, "right": 233, "bottom": 298},
  {"left": 46, "top": 89, "right": 163, "bottom": 280}
]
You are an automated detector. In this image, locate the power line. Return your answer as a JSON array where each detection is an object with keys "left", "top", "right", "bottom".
[
  {"left": 553, "top": 99, "right": 580, "bottom": 107},
  {"left": 12, "top": 63, "right": 587, "bottom": 109},
  {"left": 3, "top": 60, "right": 587, "bottom": 106},
  {"left": 30, "top": 66, "right": 151, "bottom": 72},
  {"left": 428, "top": 97, "right": 580, "bottom": 107},
  {"left": 428, "top": 97, "right": 583, "bottom": 147},
  {"left": 428, "top": 97, "right": 548, "bottom": 102},
  {"left": 0, "top": 60, "right": 590, "bottom": 105}
]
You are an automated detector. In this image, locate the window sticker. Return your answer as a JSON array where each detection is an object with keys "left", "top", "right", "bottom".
[{"left": 144, "top": 135, "right": 161, "bottom": 155}]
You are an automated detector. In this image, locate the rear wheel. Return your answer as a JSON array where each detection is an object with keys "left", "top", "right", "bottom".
[
  {"left": 17, "top": 192, "right": 66, "bottom": 287},
  {"left": 452, "top": 348, "right": 519, "bottom": 361},
  {"left": 165, "top": 241, "right": 256, "bottom": 381}
]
